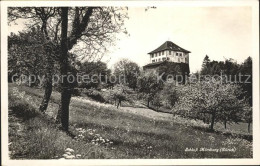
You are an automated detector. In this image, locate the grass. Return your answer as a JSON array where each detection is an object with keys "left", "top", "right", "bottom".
[
  {"left": 148, "top": 103, "right": 252, "bottom": 136},
  {"left": 8, "top": 87, "right": 114, "bottom": 159},
  {"left": 8, "top": 83, "right": 253, "bottom": 159}
]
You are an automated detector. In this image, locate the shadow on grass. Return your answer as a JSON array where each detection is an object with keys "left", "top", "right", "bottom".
[
  {"left": 192, "top": 125, "right": 252, "bottom": 141},
  {"left": 145, "top": 104, "right": 252, "bottom": 142},
  {"left": 9, "top": 101, "right": 40, "bottom": 121}
]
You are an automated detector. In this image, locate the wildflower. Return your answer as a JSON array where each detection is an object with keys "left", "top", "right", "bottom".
[
  {"left": 147, "top": 146, "right": 153, "bottom": 149},
  {"left": 62, "top": 154, "right": 69, "bottom": 157},
  {"left": 76, "top": 128, "right": 82, "bottom": 131},
  {"left": 76, "top": 154, "right": 81, "bottom": 158},
  {"left": 65, "top": 152, "right": 72, "bottom": 155},
  {"left": 65, "top": 155, "right": 75, "bottom": 159},
  {"left": 208, "top": 136, "right": 215, "bottom": 142},
  {"left": 65, "top": 148, "right": 74, "bottom": 153}
]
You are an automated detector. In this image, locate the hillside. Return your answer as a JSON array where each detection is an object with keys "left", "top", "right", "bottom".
[{"left": 8, "top": 84, "right": 252, "bottom": 159}]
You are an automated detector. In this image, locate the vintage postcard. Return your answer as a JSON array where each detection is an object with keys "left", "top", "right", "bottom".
[{"left": 1, "top": 0, "right": 259, "bottom": 165}]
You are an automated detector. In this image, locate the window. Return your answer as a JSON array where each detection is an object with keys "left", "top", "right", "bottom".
[
  {"left": 176, "top": 53, "right": 178, "bottom": 56},
  {"left": 178, "top": 58, "right": 180, "bottom": 63},
  {"left": 162, "top": 51, "right": 164, "bottom": 55},
  {"left": 162, "top": 57, "right": 166, "bottom": 61},
  {"left": 151, "top": 54, "right": 154, "bottom": 58},
  {"left": 167, "top": 57, "right": 170, "bottom": 60},
  {"left": 169, "top": 51, "right": 172, "bottom": 55},
  {"left": 152, "top": 60, "right": 155, "bottom": 63}
]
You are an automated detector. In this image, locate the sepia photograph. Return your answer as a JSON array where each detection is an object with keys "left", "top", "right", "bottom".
[{"left": 1, "top": 0, "right": 259, "bottom": 165}]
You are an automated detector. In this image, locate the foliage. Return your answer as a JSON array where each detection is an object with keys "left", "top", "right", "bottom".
[
  {"left": 238, "top": 57, "right": 252, "bottom": 106},
  {"left": 113, "top": 58, "right": 140, "bottom": 90},
  {"left": 104, "top": 84, "right": 133, "bottom": 108},
  {"left": 8, "top": 26, "right": 57, "bottom": 86},
  {"left": 160, "top": 81, "right": 180, "bottom": 108},
  {"left": 152, "top": 92, "right": 163, "bottom": 111},
  {"left": 8, "top": 7, "right": 129, "bottom": 130},
  {"left": 173, "top": 79, "right": 249, "bottom": 130},
  {"left": 85, "top": 88, "right": 107, "bottom": 103},
  {"left": 200, "top": 55, "right": 252, "bottom": 106},
  {"left": 77, "top": 61, "right": 112, "bottom": 89},
  {"left": 241, "top": 105, "right": 252, "bottom": 133},
  {"left": 137, "top": 70, "right": 163, "bottom": 107},
  {"left": 157, "top": 61, "right": 190, "bottom": 83}
]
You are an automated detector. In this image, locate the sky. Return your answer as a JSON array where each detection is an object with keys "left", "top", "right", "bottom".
[
  {"left": 104, "top": 6, "right": 252, "bottom": 73},
  {"left": 9, "top": 6, "right": 252, "bottom": 73}
]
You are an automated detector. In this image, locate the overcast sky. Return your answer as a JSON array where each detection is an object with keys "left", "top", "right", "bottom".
[
  {"left": 9, "top": 6, "right": 252, "bottom": 73},
  {"left": 105, "top": 6, "right": 252, "bottom": 73}
]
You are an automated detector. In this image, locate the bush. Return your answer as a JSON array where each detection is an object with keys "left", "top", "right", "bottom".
[
  {"left": 9, "top": 98, "right": 39, "bottom": 120},
  {"left": 81, "top": 88, "right": 107, "bottom": 103},
  {"left": 8, "top": 89, "right": 39, "bottom": 120}
]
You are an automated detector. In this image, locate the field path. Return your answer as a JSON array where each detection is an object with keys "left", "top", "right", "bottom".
[
  {"left": 120, "top": 106, "right": 173, "bottom": 121},
  {"left": 72, "top": 96, "right": 174, "bottom": 122}
]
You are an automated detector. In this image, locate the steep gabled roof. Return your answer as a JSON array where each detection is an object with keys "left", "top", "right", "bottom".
[{"left": 148, "top": 41, "right": 191, "bottom": 54}]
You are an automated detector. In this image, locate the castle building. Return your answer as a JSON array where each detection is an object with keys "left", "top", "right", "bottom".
[{"left": 143, "top": 41, "right": 191, "bottom": 73}]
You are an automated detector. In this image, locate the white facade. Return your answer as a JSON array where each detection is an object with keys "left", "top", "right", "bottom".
[{"left": 149, "top": 50, "right": 189, "bottom": 64}]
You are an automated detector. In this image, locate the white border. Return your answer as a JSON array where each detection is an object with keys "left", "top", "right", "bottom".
[{"left": 1, "top": 1, "right": 259, "bottom": 165}]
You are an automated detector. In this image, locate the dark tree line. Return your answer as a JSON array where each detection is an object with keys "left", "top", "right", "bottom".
[{"left": 201, "top": 55, "right": 252, "bottom": 106}]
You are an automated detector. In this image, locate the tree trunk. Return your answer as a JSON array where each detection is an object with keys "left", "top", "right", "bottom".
[
  {"left": 38, "top": 14, "right": 54, "bottom": 112},
  {"left": 147, "top": 99, "right": 149, "bottom": 107},
  {"left": 117, "top": 99, "right": 120, "bottom": 109},
  {"left": 210, "top": 111, "right": 216, "bottom": 131},
  {"left": 202, "top": 113, "right": 206, "bottom": 123},
  {"left": 39, "top": 79, "right": 52, "bottom": 112},
  {"left": 56, "top": 7, "right": 71, "bottom": 131},
  {"left": 116, "top": 99, "right": 122, "bottom": 109},
  {"left": 39, "top": 47, "right": 53, "bottom": 112},
  {"left": 248, "top": 122, "right": 251, "bottom": 133},
  {"left": 224, "top": 120, "right": 227, "bottom": 129}
]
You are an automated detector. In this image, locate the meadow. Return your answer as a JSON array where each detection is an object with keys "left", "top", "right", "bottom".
[{"left": 8, "top": 83, "right": 252, "bottom": 159}]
